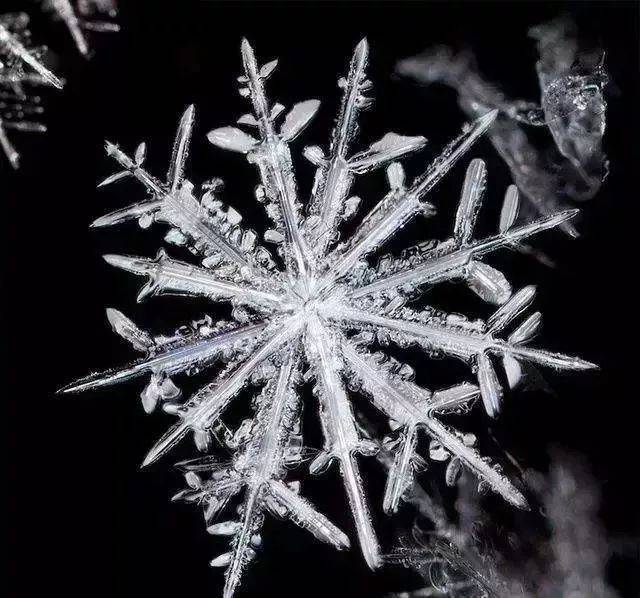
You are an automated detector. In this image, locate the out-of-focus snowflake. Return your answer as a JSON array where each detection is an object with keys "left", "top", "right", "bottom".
[
  {"left": 61, "top": 40, "right": 596, "bottom": 597},
  {"left": 387, "top": 450, "right": 619, "bottom": 598},
  {"left": 0, "top": 11, "right": 63, "bottom": 167},
  {"left": 397, "top": 16, "right": 608, "bottom": 242},
  {"left": 44, "top": 0, "right": 119, "bottom": 57}
]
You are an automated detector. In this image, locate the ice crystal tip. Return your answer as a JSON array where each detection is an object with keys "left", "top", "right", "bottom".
[
  {"left": 353, "top": 37, "right": 369, "bottom": 65},
  {"left": 142, "top": 422, "right": 189, "bottom": 467},
  {"left": 478, "top": 108, "right": 499, "bottom": 128},
  {"left": 66, "top": 40, "right": 594, "bottom": 594},
  {"left": 90, "top": 213, "right": 114, "bottom": 227},
  {"left": 564, "top": 356, "right": 599, "bottom": 371},
  {"left": 57, "top": 375, "right": 98, "bottom": 394},
  {"left": 103, "top": 253, "right": 152, "bottom": 275}
]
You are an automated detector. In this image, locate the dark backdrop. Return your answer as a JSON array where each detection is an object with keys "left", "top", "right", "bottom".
[{"left": 5, "top": 1, "right": 639, "bottom": 597}]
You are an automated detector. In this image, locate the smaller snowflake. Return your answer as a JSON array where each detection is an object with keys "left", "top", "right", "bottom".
[
  {"left": 0, "top": 12, "right": 63, "bottom": 89},
  {"left": 0, "top": 12, "right": 63, "bottom": 167},
  {"left": 45, "top": 0, "right": 119, "bottom": 57}
]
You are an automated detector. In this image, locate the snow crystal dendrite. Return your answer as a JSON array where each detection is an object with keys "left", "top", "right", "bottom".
[{"left": 61, "top": 39, "right": 595, "bottom": 597}]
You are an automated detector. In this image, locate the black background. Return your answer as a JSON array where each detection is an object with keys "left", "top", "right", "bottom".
[{"left": 5, "top": 1, "right": 639, "bottom": 597}]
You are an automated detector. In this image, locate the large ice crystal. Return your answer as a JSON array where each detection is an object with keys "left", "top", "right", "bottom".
[{"left": 61, "top": 40, "right": 595, "bottom": 597}]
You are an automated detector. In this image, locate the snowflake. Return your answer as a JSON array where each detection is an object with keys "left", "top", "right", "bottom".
[
  {"left": 45, "top": 0, "right": 119, "bottom": 57},
  {"left": 0, "top": 12, "right": 63, "bottom": 168},
  {"left": 0, "top": 12, "right": 63, "bottom": 89},
  {"left": 61, "top": 39, "right": 595, "bottom": 597}
]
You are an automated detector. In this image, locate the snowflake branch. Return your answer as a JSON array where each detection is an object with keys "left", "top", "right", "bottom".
[
  {"left": 102, "top": 250, "right": 285, "bottom": 309},
  {"left": 334, "top": 305, "right": 595, "bottom": 371},
  {"left": 208, "top": 40, "right": 318, "bottom": 283},
  {"left": 182, "top": 346, "right": 347, "bottom": 598},
  {"left": 93, "top": 107, "right": 274, "bottom": 278},
  {"left": 349, "top": 160, "right": 578, "bottom": 301},
  {"left": 0, "top": 17, "right": 63, "bottom": 89},
  {"left": 318, "top": 111, "right": 497, "bottom": 291},
  {"left": 305, "top": 315, "right": 381, "bottom": 569},
  {"left": 331, "top": 303, "right": 595, "bottom": 418},
  {"left": 220, "top": 347, "right": 301, "bottom": 598},
  {"left": 59, "top": 318, "right": 267, "bottom": 396},
  {"left": 350, "top": 208, "right": 578, "bottom": 299},
  {"left": 0, "top": 117, "right": 19, "bottom": 167},
  {"left": 340, "top": 340, "right": 528, "bottom": 509},
  {"left": 304, "top": 38, "right": 426, "bottom": 257},
  {"left": 267, "top": 480, "right": 350, "bottom": 550}
]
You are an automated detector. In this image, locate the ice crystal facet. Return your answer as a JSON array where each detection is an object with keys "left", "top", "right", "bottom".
[{"left": 61, "top": 40, "right": 595, "bottom": 597}]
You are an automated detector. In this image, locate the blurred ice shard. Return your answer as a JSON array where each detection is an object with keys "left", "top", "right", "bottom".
[
  {"left": 45, "top": 0, "right": 119, "bottom": 58},
  {"left": 0, "top": 12, "right": 63, "bottom": 168},
  {"left": 397, "top": 17, "right": 608, "bottom": 239},
  {"left": 387, "top": 449, "right": 620, "bottom": 598}
]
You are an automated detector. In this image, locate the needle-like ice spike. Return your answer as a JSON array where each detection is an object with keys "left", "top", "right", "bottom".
[
  {"left": 51, "top": 0, "right": 90, "bottom": 56},
  {"left": 305, "top": 316, "right": 381, "bottom": 569},
  {"left": 0, "top": 22, "right": 63, "bottom": 89},
  {"left": 59, "top": 321, "right": 268, "bottom": 395},
  {"left": 168, "top": 105, "right": 195, "bottom": 193},
  {"left": 383, "top": 424, "right": 418, "bottom": 514},
  {"left": 454, "top": 158, "right": 486, "bottom": 246},
  {"left": 103, "top": 252, "right": 283, "bottom": 308}
]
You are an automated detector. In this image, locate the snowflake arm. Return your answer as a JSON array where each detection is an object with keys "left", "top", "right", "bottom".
[
  {"left": 318, "top": 110, "right": 498, "bottom": 290},
  {"left": 303, "top": 39, "right": 427, "bottom": 257},
  {"left": 48, "top": 0, "right": 119, "bottom": 57},
  {"left": 340, "top": 339, "right": 528, "bottom": 511},
  {"left": 332, "top": 299, "right": 594, "bottom": 417},
  {"left": 176, "top": 346, "right": 349, "bottom": 598},
  {"left": 305, "top": 314, "right": 381, "bottom": 569},
  {"left": 60, "top": 311, "right": 268, "bottom": 401},
  {"left": 93, "top": 106, "right": 277, "bottom": 278},
  {"left": 1, "top": 12, "right": 61, "bottom": 166},
  {"left": 102, "top": 250, "right": 285, "bottom": 309},
  {"left": 208, "top": 40, "right": 318, "bottom": 282},
  {"left": 349, "top": 162, "right": 578, "bottom": 300}
]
